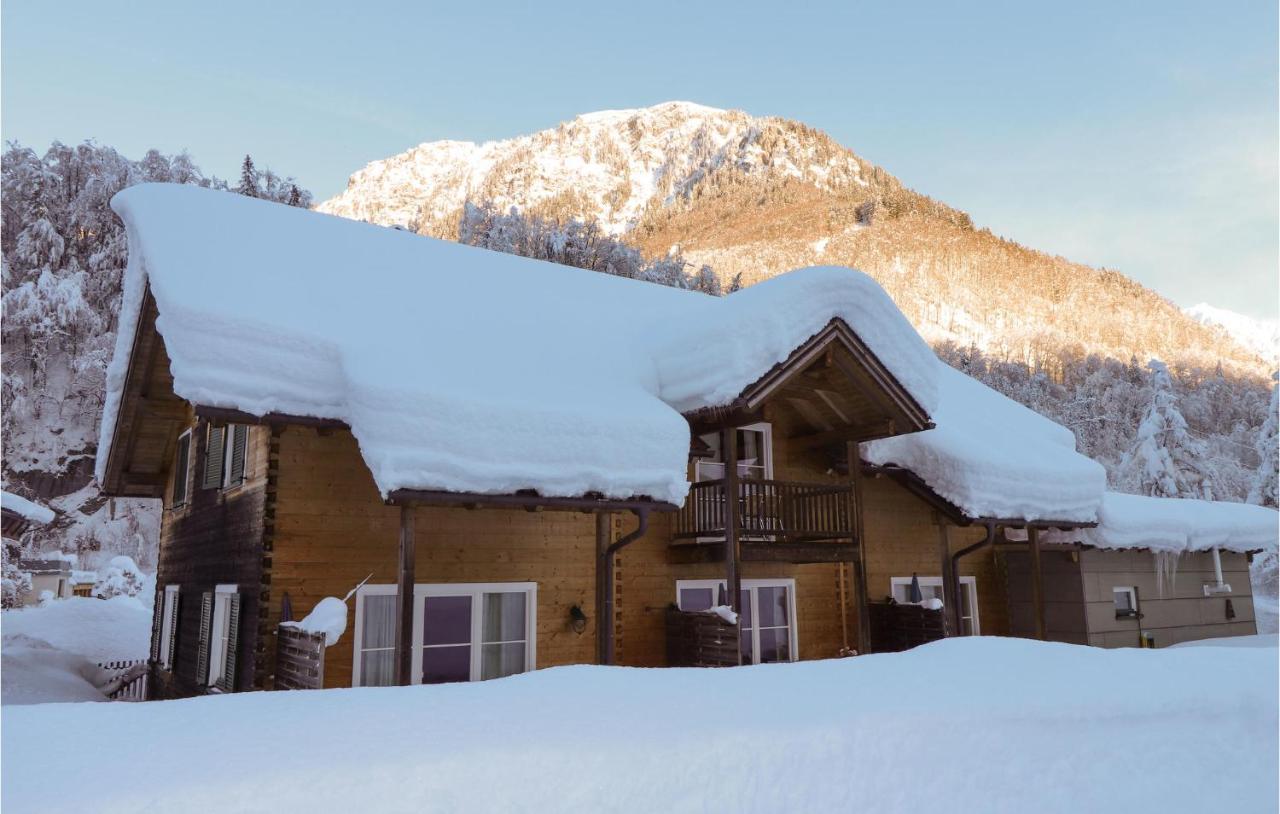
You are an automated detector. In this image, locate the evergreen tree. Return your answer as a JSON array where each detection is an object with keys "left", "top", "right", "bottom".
[
  {"left": 236, "top": 155, "right": 259, "bottom": 198},
  {"left": 288, "top": 184, "right": 302, "bottom": 207},
  {"left": 1118, "top": 359, "right": 1211, "bottom": 499},
  {"left": 1248, "top": 375, "right": 1279, "bottom": 507}
]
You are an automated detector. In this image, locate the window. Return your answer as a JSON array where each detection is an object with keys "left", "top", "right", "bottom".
[
  {"left": 353, "top": 583, "right": 537, "bottom": 688},
  {"left": 1113, "top": 586, "right": 1139, "bottom": 618},
  {"left": 891, "top": 576, "right": 980, "bottom": 635},
  {"left": 203, "top": 584, "right": 240, "bottom": 690},
  {"left": 201, "top": 424, "right": 248, "bottom": 490},
  {"left": 172, "top": 429, "right": 192, "bottom": 507},
  {"left": 676, "top": 579, "right": 797, "bottom": 664},
  {"left": 694, "top": 422, "right": 773, "bottom": 482},
  {"left": 156, "top": 585, "right": 180, "bottom": 670}
]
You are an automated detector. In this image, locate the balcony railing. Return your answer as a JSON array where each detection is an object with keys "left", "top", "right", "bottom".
[{"left": 674, "top": 478, "right": 856, "bottom": 543}]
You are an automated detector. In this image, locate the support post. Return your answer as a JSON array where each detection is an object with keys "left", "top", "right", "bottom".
[
  {"left": 722, "top": 428, "right": 742, "bottom": 665},
  {"left": 595, "top": 512, "right": 613, "bottom": 665},
  {"left": 394, "top": 505, "right": 416, "bottom": 686},
  {"left": 847, "top": 441, "right": 870, "bottom": 653},
  {"left": 1028, "top": 526, "right": 1046, "bottom": 640},
  {"left": 937, "top": 518, "right": 961, "bottom": 636}
]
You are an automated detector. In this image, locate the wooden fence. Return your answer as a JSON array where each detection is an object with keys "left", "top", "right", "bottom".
[
  {"left": 867, "top": 602, "right": 948, "bottom": 653},
  {"left": 97, "top": 659, "right": 149, "bottom": 701},
  {"left": 275, "top": 624, "right": 326, "bottom": 690},
  {"left": 665, "top": 607, "right": 741, "bottom": 667}
]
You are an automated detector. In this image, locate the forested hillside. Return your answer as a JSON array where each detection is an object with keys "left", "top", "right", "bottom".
[{"left": 1, "top": 142, "right": 310, "bottom": 568}]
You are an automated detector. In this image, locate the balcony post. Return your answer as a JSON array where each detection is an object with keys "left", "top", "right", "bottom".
[
  {"left": 394, "top": 504, "right": 416, "bottom": 686},
  {"left": 1028, "top": 526, "right": 1046, "bottom": 640},
  {"left": 722, "top": 428, "right": 742, "bottom": 664},
  {"left": 937, "top": 517, "right": 962, "bottom": 636},
  {"left": 847, "top": 441, "right": 870, "bottom": 653}
]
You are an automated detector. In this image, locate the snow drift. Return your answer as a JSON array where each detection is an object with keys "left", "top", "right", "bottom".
[{"left": 2, "top": 637, "right": 1275, "bottom": 813}]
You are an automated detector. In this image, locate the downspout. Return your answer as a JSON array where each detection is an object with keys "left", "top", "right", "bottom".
[
  {"left": 599, "top": 508, "right": 650, "bottom": 665},
  {"left": 1204, "top": 547, "right": 1232, "bottom": 595},
  {"left": 949, "top": 521, "right": 999, "bottom": 634}
]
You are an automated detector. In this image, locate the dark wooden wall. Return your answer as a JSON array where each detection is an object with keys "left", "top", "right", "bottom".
[{"left": 151, "top": 412, "right": 269, "bottom": 699}]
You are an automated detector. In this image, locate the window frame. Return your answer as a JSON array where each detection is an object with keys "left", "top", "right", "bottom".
[
  {"left": 206, "top": 584, "right": 238, "bottom": 686},
  {"left": 890, "top": 575, "right": 981, "bottom": 635},
  {"left": 352, "top": 582, "right": 538, "bottom": 687},
  {"left": 675, "top": 578, "right": 799, "bottom": 664},
  {"left": 1113, "top": 586, "right": 1139, "bottom": 618},
  {"left": 694, "top": 422, "right": 774, "bottom": 482},
  {"left": 158, "top": 585, "right": 180, "bottom": 670},
  {"left": 172, "top": 428, "right": 192, "bottom": 508}
]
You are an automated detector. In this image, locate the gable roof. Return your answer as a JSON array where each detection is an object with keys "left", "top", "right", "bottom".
[{"left": 99, "top": 184, "right": 942, "bottom": 504}]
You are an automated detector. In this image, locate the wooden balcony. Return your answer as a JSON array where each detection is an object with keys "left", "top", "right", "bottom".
[{"left": 672, "top": 478, "right": 858, "bottom": 563}]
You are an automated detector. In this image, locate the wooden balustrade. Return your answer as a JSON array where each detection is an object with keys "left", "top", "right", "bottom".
[{"left": 674, "top": 478, "right": 856, "bottom": 543}]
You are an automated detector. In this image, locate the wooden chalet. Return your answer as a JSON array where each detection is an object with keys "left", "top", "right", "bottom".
[{"left": 97, "top": 184, "right": 1266, "bottom": 698}]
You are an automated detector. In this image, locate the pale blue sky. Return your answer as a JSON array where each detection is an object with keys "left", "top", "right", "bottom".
[{"left": 3, "top": 0, "right": 1276, "bottom": 318}]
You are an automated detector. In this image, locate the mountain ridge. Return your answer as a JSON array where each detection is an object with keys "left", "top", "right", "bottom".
[{"left": 321, "top": 101, "right": 1269, "bottom": 378}]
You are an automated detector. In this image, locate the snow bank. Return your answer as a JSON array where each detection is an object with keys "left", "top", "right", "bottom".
[
  {"left": 1073, "top": 492, "right": 1280, "bottom": 555},
  {"left": 100, "top": 184, "right": 939, "bottom": 505},
  {"left": 863, "top": 364, "right": 1107, "bottom": 522},
  {"left": 1, "top": 595, "right": 152, "bottom": 663},
  {"left": 1, "top": 635, "right": 111, "bottom": 706},
  {"left": 1169, "top": 634, "right": 1277, "bottom": 649},
  {"left": 3, "top": 638, "right": 1275, "bottom": 813},
  {"left": 0, "top": 490, "right": 54, "bottom": 525}
]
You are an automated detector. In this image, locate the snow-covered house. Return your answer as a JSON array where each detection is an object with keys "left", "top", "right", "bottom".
[
  {"left": 1, "top": 490, "right": 55, "bottom": 544},
  {"left": 95, "top": 184, "right": 1275, "bottom": 698}
]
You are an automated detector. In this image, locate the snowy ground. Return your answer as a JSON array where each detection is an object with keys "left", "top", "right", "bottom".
[
  {"left": 1, "top": 594, "right": 152, "bottom": 663},
  {"left": 3, "top": 637, "right": 1276, "bottom": 814}
]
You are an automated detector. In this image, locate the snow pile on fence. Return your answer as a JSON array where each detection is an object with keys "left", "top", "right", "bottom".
[
  {"left": 1, "top": 595, "right": 152, "bottom": 663},
  {"left": 863, "top": 364, "right": 1107, "bottom": 522},
  {"left": 1076, "top": 491, "right": 1279, "bottom": 554},
  {"left": 0, "top": 635, "right": 113, "bottom": 706},
  {"left": 282, "top": 596, "right": 348, "bottom": 646},
  {"left": 3, "top": 637, "right": 1275, "bottom": 812},
  {"left": 99, "top": 184, "right": 939, "bottom": 504},
  {"left": 0, "top": 490, "right": 54, "bottom": 525}
]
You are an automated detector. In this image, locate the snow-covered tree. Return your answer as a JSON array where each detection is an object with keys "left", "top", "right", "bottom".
[
  {"left": 93, "top": 555, "right": 145, "bottom": 599},
  {"left": 236, "top": 155, "right": 259, "bottom": 197},
  {"left": 1248, "top": 375, "right": 1278, "bottom": 507},
  {"left": 1118, "top": 359, "right": 1212, "bottom": 499}
]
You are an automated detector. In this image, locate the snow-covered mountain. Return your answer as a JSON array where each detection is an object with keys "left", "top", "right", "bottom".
[
  {"left": 321, "top": 102, "right": 1270, "bottom": 377},
  {"left": 1185, "top": 303, "right": 1279, "bottom": 364}
]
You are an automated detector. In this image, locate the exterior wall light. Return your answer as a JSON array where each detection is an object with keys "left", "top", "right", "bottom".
[{"left": 569, "top": 605, "right": 588, "bottom": 635}]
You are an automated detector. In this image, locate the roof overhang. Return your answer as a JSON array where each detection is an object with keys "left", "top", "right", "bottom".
[{"left": 386, "top": 488, "right": 677, "bottom": 514}]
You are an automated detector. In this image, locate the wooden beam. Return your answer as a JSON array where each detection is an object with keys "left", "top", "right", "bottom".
[
  {"left": 790, "top": 419, "right": 898, "bottom": 450},
  {"left": 937, "top": 518, "right": 962, "bottom": 636},
  {"left": 740, "top": 541, "right": 859, "bottom": 563},
  {"left": 394, "top": 505, "right": 416, "bottom": 686},
  {"left": 595, "top": 512, "right": 612, "bottom": 665},
  {"left": 723, "top": 428, "right": 741, "bottom": 666},
  {"left": 848, "top": 441, "right": 871, "bottom": 653},
  {"left": 194, "top": 404, "right": 349, "bottom": 430},
  {"left": 1028, "top": 526, "right": 1046, "bottom": 640},
  {"left": 388, "top": 489, "right": 676, "bottom": 514}
]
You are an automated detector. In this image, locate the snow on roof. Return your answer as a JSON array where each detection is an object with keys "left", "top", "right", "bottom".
[
  {"left": 1075, "top": 492, "right": 1278, "bottom": 554},
  {"left": 862, "top": 364, "right": 1108, "bottom": 523},
  {"left": 100, "top": 184, "right": 940, "bottom": 504},
  {"left": 1, "top": 491, "right": 55, "bottom": 525}
]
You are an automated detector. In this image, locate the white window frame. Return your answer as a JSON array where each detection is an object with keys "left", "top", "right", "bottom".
[
  {"left": 206, "top": 584, "right": 238, "bottom": 686},
  {"left": 173, "top": 428, "right": 192, "bottom": 507},
  {"left": 675, "top": 578, "right": 798, "bottom": 664},
  {"left": 352, "top": 582, "right": 538, "bottom": 687},
  {"left": 1113, "top": 586, "right": 1139, "bottom": 618},
  {"left": 158, "top": 585, "right": 180, "bottom": 670},
  {"left": 890, "top": 576, "right": 981, "bottom": 635},
  {"left": 694, "top": 422, "right": 774, "bottom": 482}
]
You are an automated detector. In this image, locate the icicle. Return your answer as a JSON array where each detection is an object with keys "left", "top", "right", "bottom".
[{"left": 1153, "top": 550, "right": 1181, "bottom": 598}]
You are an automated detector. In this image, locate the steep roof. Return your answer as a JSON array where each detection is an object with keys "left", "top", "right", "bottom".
[{"left": 99, "top": 184, "right": 941, "bottom": 504}]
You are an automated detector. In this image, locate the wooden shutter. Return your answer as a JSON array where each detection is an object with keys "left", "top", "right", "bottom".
[
  {"left": 203, "top": 425, "right": 225, "bottom": 489},
  {"left": 227, "top": 425, "right": 248, "bottom": 486},
  {"left": 173, "top": 433, "right": 191, "bottom": 505},
  {"left": 165, "top": 587, "right": 180, "bottom": 670},
  {"left": 216, "top": 592, "right": 241, "bottom": 692},
  {"left": 149, "top": 587, "right": 164, "bottom": 662},
  {"left": 196, "top": 591, "right": 213, "bottom": 685}
]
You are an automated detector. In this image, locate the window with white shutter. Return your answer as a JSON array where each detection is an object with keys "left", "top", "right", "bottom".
[
  {"left": 158, "top": 585, "right": 180, "bottom": 671},
  {"left": 172, "top": 429, "right": 192, "bottom": 507},
  {"left": 206, "top": 585, "right": 239, "bottom": 690},
  {"left": 225, "top": 424, "right": 248, "bottom": 487}
]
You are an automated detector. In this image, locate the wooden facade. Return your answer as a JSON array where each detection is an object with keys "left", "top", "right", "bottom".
[{"left": 100, "top": 303, "right": 1261, "bottom": 700}]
